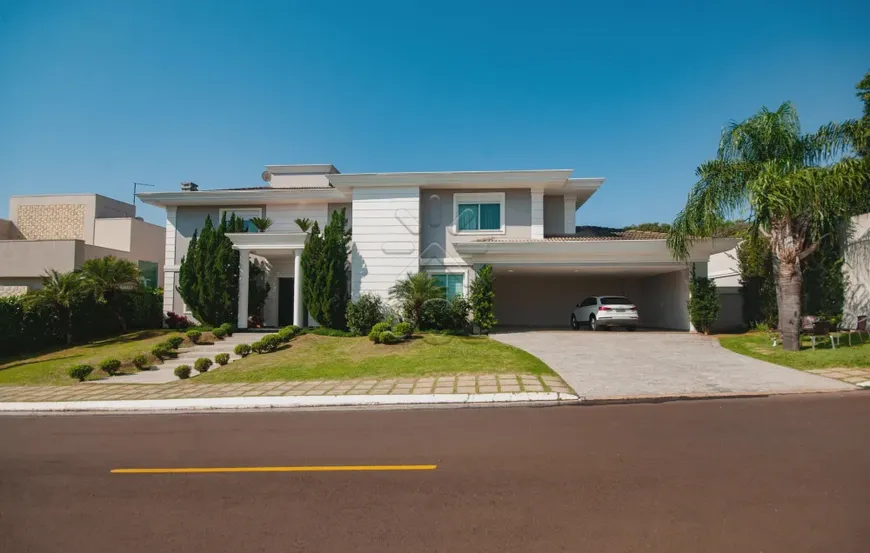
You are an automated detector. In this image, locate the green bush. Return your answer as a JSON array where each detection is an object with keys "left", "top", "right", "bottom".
[
  {"left": 469, "top": 264, "right": 497, "bottom": 334},
  {"left": 219, "top": 322, "right": 235, "bottom": 336},
  {"left": 214, "top": 353, "right": 230, "bottom": 366},
  {"left": 379, "top": 330, "right": 401, "bottom": 345},
  {"left": 132, "top": 354, "right": 149, "bottom": 370},
  {"left": 252, "top": 334, "right": 281, "bottom": 354},
  {"left": 68, "top": 364, "right": 94, "bottom": 382},
  {"left": 212, "top": 327, "right": 227, "bottom": 340},
  {"left": 392, "top": 322, "right": 413, "bottom": 338},
  {"left": 194, "top": 357, "right": 213, "bottom": 373},
  {"left": 346, "top": 293, "right": 386, "bottom": 335},
  {"left": 368, "top": 322, "right": 392, "bottom": 343},
  {"left": 151, "top": 344, "right": 174, "bottom": 361},
  {"left": 174, "top": 365, "right": 192, "bottom": 379},
  {"left": 277, "top": 325, "right": 300, "bottom": 343},
  {"left": 233, "top": 343, "right": 251, "bottom": 357},
  {"left": 420, "top": 297, "right": 469, "bottom": 332},
  {"left": 186, "top": 329, "right": 202, "bottom": 343},
  {"left": 688, "top": 268, "right": 720, "bottom": 334},
  {"left": 99, "top": 358, "right": 122, "bottom": 376},
  {"left": 166, "top": 335, "right": 185, "bottom": 349}
]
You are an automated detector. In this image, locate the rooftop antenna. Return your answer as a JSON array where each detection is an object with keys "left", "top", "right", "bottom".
[{"left": 133, "top": 182, "right": 154, "bottom": 205}]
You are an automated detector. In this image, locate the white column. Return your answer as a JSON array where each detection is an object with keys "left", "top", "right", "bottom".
[
  {"left": 564, "top": 195, "right": 577, "bottom": 234},
  {"left": 293, "top": 249, "right": 303, "bottom": 327},
  {"left": 237, "top": 249, "right": 250, "bottom": 329},
  {"left": 162, "top": 206, "right": 178, "bottom": 317},
  {"left": 530, "top": 190, "right": 544, "bottom": 239}
]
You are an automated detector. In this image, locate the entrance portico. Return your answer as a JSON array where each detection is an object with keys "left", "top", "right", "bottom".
[{"left": 227, "top": 232, "right": 307, "bottom": 329}]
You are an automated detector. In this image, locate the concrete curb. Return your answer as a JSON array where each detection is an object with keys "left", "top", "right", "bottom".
[
  {"left": 579, "top": 387, "right": 864, "bottom": 406},
  {"left": 0, "top": 392, "right": 581, "bottom": 413}
]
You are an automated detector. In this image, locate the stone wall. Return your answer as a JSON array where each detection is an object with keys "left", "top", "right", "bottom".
[{"left": 15, "top": 204, "right": 86, "bottom": 240}]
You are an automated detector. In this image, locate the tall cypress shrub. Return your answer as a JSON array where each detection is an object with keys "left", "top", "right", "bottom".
[
  {"left": 301, "top": 209, "right": 351, "bottom": 329},
  {"left": 469, "top": 264, "right": 497, "bottom": 333}
]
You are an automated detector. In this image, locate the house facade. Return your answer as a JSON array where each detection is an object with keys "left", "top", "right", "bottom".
[
  {"left": 139, "top": 164, "right": 737, "bottom": 330},
  {"left": 0, "top": 194, "right": 165, "bottom": 296}
]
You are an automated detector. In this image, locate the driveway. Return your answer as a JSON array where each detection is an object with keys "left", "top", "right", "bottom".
[{"left": 491, "top": 330, "right": 854, "bottom": 399}]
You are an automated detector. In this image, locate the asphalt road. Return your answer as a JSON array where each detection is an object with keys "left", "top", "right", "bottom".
[{"left": 1, "top": 394, "right": 868, "bottom": 553}]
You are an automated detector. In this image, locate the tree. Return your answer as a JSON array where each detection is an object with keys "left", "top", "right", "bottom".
[
  {"left": 737, "top": 233, "right": 778, "bottom": 328},
  {"left": 688, "top": 268, "right": 720, "bottom": 334},
  {"left": 295, "top": 218, "right": 313, "bottom": 232},
  {"left": 624, "top": 222, "right": 672, "bottom": 233},
  {"left": 300, "top": 209, "right": 351, "bottom": 329},
  {"left": 177, "top": 213, "right": 266, "bottom": 326},
  {"left": 469, "top": 264, "right": 497, "bottom": 333},
  {"left": 668, "top": 102, "right": 867, "bottom": 350},
  {"left": 249, "top": 216, "right": 273, "bottom": 232},
  {"left": 389, "top": 272, "right": 443, "bottom": 329},
  {"left": 80, "top": 256, "right": 140, "bottom": 332},
  {"left": 30, "top": 269, "right": 82, "bottom": 344}
]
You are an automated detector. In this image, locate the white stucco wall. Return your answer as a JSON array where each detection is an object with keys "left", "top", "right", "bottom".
[
  {"left": 351, "top": 186, "right": 420, "bottom": 300},
  {"left": 844, "top": 213, "right": 870, "bottom": 326},
  {"left": 635, "top": 269, "right": 691, "bottom": 331},
  {"left": 265, "top": 204, "right": 328, "bottom": 232}
]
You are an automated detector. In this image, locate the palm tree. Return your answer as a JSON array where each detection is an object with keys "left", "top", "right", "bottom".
[
  {"left": 667, "top": 102, "right": 867, "bottom": 351},
  {"left": 295, "top": 218, "right": 313, "bottom": 233},
  {"left": 80, "top": 256, "right": 140, "bottom": 332},
  {"left": 389, "top": 272, "right": 444, "bottom": 329},
  {"left": 249, "top": 216, "right": 273, "bottom": 232},
  {"left": 31, "top": 269, "right": 83, "bottom": 345}
]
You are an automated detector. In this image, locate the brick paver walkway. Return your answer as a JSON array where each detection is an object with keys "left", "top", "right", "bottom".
[
  {"left": 0, "top": 374, "right": 572, "bottom": 402},
  {"left": 807, "top": 368, "right": 870, "bottom": 385}
]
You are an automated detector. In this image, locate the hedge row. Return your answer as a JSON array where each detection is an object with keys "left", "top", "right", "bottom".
[{"left": 0, "top": 288, "right": 163, "bottom": 357}]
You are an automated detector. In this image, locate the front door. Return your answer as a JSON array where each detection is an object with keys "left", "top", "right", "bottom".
[{"left": 278, "top": 278, "right": 294, "bottom": 327}]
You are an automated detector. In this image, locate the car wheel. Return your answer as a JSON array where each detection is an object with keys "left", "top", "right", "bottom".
[
  {"left": 571, "top": 315, "right": 579, "bottom": 330},
  {"left": 589, "top": 315, "right": 598, "bottom": 331}
]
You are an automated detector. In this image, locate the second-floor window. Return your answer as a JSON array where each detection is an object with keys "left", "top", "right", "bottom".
[
  {"left": 219, "top": 208, "right": 263, "bottom": 233},
  {"left": 453, "top": 192, "right": 505, "bottom": 233}
]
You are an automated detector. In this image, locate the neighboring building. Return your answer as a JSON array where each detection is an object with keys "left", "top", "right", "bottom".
[
  {"left": 844, "top": 213, "right": 870, "bottom": 326},
  {"left": 139, "top": 165, "right": 737, "bottom": 330},
  {"left": 0, "top": 194, "right": 165, "bottom": 295},
  {"left": 708, "top": 246, "right": 745, "bottom": 332}
]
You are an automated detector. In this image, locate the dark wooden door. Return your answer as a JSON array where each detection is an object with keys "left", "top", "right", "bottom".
[{"left": 278, "top": 278, "right": 294, "bottom": 327}]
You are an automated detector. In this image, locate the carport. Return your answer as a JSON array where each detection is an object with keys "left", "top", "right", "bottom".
[
  {"left": 455, "top": 229, "right": 738, "bottom": 332},
  {"left": 491, "top": 264, "right": 690, "bottom": 330}
]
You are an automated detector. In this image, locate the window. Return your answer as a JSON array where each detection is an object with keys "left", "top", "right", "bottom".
[
  {"left": 601, "top": 296, "right": 633, "bottom": 305},
  {"left": 453, "top": 193, "right": 505, "bottom": 233},
  {"left": 580, "top": 297, "right": 596, "bottom": 307},
  {"left": 137, "top": 261, "right": 158, "bottom": 289},
  {"left": 432, "top": 273, "right": 464, "bottom": 300},
  {"left": 219, "top": 208, "right": 263, "bottom": 233}
]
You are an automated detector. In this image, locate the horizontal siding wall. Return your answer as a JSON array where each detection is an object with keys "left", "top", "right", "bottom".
[
  {"left": 351, "top": 187, "right": 420, "bottom": 300},
  {"left": 266, "top": 204, "right": 328, "bottom": 233}
]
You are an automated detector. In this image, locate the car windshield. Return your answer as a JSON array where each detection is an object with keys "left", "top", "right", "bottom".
[{"left": 601, "top": 296, "right": 633, "bottom": 305}]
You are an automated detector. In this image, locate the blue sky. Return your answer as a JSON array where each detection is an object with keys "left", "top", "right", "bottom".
[{"left": 1, "top": 0, "right": 867, "bottom": 227}]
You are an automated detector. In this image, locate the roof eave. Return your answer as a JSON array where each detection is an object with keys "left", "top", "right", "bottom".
[
  {"left": 327, "top": 169, "right": 574, "bottom": 189},
  {"left": 136, "top": 188, "right": 349, "bottom": 207}
]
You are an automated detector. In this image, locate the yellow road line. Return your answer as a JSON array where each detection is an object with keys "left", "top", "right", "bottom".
[{"left": 111, "top": 464, "right": 437, "bottom": 474}]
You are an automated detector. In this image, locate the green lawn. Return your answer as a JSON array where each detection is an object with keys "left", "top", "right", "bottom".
[
  {"left": 0, "top": 330, "right": 183, "bottom": 385},
  {"left": 196, "top": 333, "right": 553, "bottom": 383},
  {"left": 719, "top": 331, "right": 870, "bottom": 370}
]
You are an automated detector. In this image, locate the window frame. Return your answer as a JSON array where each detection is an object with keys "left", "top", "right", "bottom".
[
  {"left": 429, "top": 271, "right": 467, "bottom": 300},
  {"left": 452, "top": 192, "right": 506, "bottom": 235},
  {"left": 218, "top": 207, "right": 264, "bottom": 233}
]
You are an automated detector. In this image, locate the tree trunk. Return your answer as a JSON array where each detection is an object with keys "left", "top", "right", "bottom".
[{"left": 776, "top": 257, "right": 803, "bottom": 351}]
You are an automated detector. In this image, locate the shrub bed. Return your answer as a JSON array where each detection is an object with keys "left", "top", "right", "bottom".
[
  {"left": 234, "top": 343, "right": 251, "bottom": 357},
  {"left": 186, "top": 330, "right": 202, "bottom": 344},
  {"left": 368, "top": 322, "right": 392, "bottom": 344},
  {"left": 194, "top": 358, "right": 213, "bottom": 373},
  {"left": 174, "top": 365, "right": 192, "bottom": 379},
  {"left": 214, "top": 353, "right": 230, "bottom": 366},
  {"left": 99, "top": 358, "right": 122, "bottom": 376},
  {"left": 132, "top": 354, "right": 150, "bottom": 370},
  {"left": 68, "top": 364, "right": 94, "bottom": 382}
]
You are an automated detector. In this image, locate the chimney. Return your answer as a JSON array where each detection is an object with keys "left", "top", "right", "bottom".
[{"left": 181, "top": 182, "right": 199, "bottom": 191}]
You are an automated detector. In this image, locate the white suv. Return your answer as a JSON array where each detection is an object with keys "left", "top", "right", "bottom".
[{"left": 571, "top": 296, "right": 638, "bottom": 331}]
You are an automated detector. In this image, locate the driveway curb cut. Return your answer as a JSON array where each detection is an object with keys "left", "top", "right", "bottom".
[
  {"left": 0, "top": 392, "right": 581, "bottom": 413},
  {"left": 578, "top": 387, "right": 864, "bottom": 406}
]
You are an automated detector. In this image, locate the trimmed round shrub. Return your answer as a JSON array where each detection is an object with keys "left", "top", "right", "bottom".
[
  {"left": 219, "top": 322, "right": 235, "bottom": 337},
  {"left": 234, "top": 343, "right": 251, "bottom": 357},
  {"left": 214, "top": 353, "right": 230, "bottom": 366},
  {"left": 174, "top": 365, "right": 192, "bottom": 379},
  {"left": 69, "top": 364, "right": 94, "bottom": 382},
  {"left": 277, "top": 326, "right": 297, "bottom": 343},
  {"left": 392, "top": 322, "right": 413, "bottom": 338},
  {"left": 368, "top": 322, "right": 392, "bottom": 343},
  {"left": 212, "top": 327, "right": 227, "bottom": 340},
  {"left": 132, "top": 354, "right": 149, "bottom": 370},
  {"left": 379, "top": 330, "right": 401, "bottom": 345},
  {"left": 253, "top": 334, "right": 281, "bottom": 354},
  {"left": 151, "top": 344, "right": 175, "bottom": 361},
  {"left": 194, "top": 357, "right": 213, "bottom": 373},
  {"left": 166, "top": 335, "right": 185, "bottom": 349},
  {"left": 186, "top": 329, "right": 202, "bottom": 344},
  {"left": 346, "top": 293, "right": 386, "bottom": 336},
  {"left": 99, "top": 358, "right": 122, "bottom": 376},
  {"left": 420, "top": 297, "right": 470, "bottom": 332}
]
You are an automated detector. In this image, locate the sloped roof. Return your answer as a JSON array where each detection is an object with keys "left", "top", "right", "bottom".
[{"left": 475, "top": 226, "right": 669, "bottom": 243}]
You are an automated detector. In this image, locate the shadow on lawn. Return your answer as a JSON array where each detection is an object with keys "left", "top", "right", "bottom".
[
  {"left": 82, "top": 330, "right": 165, "bottom": 349},
  {"left": 0, "top": 353, "right": 83, "bottom": 372}
]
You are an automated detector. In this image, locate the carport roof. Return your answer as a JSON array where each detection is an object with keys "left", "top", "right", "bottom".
[{"left": 476, "top": 226, "right": 669, "bottom": 242}]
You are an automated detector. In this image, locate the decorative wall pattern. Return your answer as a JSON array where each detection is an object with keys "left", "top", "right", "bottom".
[{"left": 16, "top": 204, "right": 86, "bottom": 240}]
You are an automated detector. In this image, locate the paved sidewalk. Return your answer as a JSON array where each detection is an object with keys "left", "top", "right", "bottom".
[
  {"left": 807, "top": 368, "right": 870, "bottom": 387},
  {"left": 0, "top": 374, "right": 571, "bottom": 402}
]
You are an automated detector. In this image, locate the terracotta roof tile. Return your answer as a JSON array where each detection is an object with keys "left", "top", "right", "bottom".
[{"left": 475, "top": 226, "right": 668, "bottom": 243}]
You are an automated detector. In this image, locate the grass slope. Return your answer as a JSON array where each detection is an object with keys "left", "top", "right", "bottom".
[
  {"left": 719, "top": 332, "right": 870, "bottom": 370},
  {"left": 0, "top": 330, "right": 181, "bottom": 385},
  {"left": 197, "top": 333, "right": 553, "bottom": 383}
]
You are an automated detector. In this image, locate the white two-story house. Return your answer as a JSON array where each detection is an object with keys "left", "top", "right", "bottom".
[{"left": 139, "top": 164, "right": 736, "bottom": 331}]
